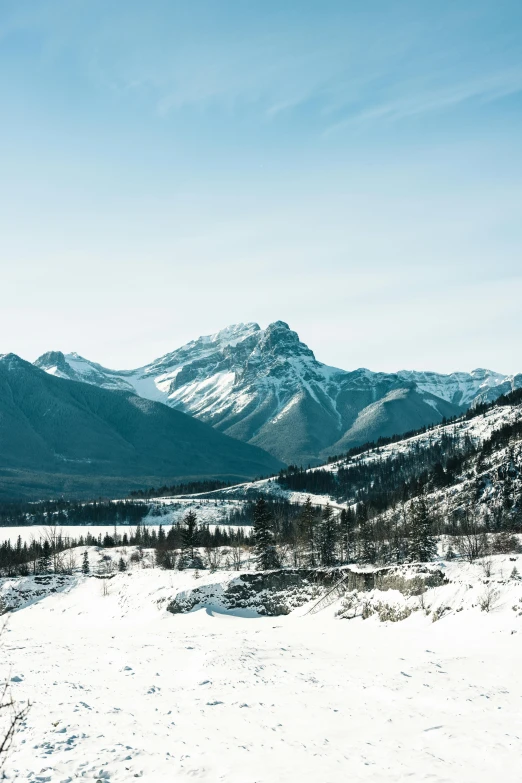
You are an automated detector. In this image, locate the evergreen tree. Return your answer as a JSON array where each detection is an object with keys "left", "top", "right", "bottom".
[
  {"left": 357, "top": 505, "right": 377, "bottom": 564},
  {"left": 253, "top": 498, "right": 280, "bottom": 570},
  {"left": 118, "top": 557, "right": 127, "bottom": 572},
  {"left": 181, "top": 510, "right": 199, "bottom": 561},
  {"left": 157, "top": 525, "right": 166, "bottom": 548},
  {"left": 407, "top": 496, "right": 437, "bottom": 562},
  {"left": 389, "top": 507, "right": 407, "bottom": 564},
  {"left": 38, "top": 540, "right": 52, "bottom": 574},
  {"left": 82, "top": 551, "right": 90, "bottom": 575},
  {"left": 339, "top": 507, "right": 355, "bottom": 564},
  {"left": 359, "top": 519, "right": 377, "bottom": 564},
  {"left": 298, "top": 496, "right": 317, "bottom": 566},
  {"left": 318, "top": 504, "right": 338, "bottom": 566}
]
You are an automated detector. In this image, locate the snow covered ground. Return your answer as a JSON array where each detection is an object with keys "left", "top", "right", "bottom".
[{"left": 1, "top": 554, "right": 522, "bottom": 782}]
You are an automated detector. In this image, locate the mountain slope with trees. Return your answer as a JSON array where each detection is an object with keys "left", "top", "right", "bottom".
[{"left": 0, "top": 354, "right": 283, "bottom": 500}]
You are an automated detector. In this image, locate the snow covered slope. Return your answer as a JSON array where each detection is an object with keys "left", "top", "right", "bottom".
[
  {"left": 198, "top": 398, "right": 522, "bottom": 521},
  {"left": 35, "top": 321, "right": 521, "bottom": 466}
]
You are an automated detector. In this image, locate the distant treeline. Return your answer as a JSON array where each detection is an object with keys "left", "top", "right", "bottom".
[
  {"left": 0, "top": 519, "right": 252, "bottom": 576},
  {"left": 0, "top": 499, "right": 149, "bottom": 528},
  {"left": 129, "top": 479, "right": 233, "bottom": 498},
  {"left": 279, "top": 429, "right": 476, "bottom": 507}
]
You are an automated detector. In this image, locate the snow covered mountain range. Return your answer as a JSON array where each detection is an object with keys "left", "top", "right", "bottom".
[{"left": 35, "top": 321, "right": 522, "bottom": 465}]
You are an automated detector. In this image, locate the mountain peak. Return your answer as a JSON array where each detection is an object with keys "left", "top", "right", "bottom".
[
  {"left": 259, "top": 321, "right": 315, "bottom": 361},
  {"left": 35, "top": 350, "right": 66, "bottom": 365},
  {"left": 266, "top": 320, "right": 290, "bottom": 331},
  {"left": 29, "top": 321, "right": 521, "bottom": 466}
]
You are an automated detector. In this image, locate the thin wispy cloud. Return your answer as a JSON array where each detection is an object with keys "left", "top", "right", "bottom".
[
  {"left": 324, "top": 68, "right": 522, "bottom": 135},
  {"left": 1, "top": 0, "right": 521, "bottom": 372}
]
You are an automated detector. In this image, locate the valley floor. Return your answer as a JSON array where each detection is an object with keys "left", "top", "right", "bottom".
[{"left": 1, "top": 568, "right": 521, "bottom": 782}]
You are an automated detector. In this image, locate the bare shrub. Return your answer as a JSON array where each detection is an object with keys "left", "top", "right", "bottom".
[
  {"left": 480, "top": 558, "right": 493, "bottom": 578},
  {"left": 230, "top": 544, "right": 243, "bottom": 571},
  {"left": 479, "top": 584, "right": 500, "bottom": 612},
  {"left": 359, "top": 600, "right": 414, "bottom": 622},
  {"left": 431, "top": 606, "right": 451, "bottom": 622},
  {"left": 335, "top": 593, "right": 359, "bottom": 619},
  {"left": 451, "top": 530, "right": 489, "bottom": 563},
  {"left": 377, "top": 571, "right": 446, "bottom": 596},
  {"left": 205, "top": 547, "right": 224, "bottom": 572},
  {"left": 361, "top": 601, "right": 375, "bottom": 619},
  {"left": 63, "top": 549, "right": 77, "bottom": 575},
  {"left": 129, "top": 551, "right": 141, "bottom": 565},
  {"left": 43, "top": 526, "right": 66, "bottom": 574},
  {"left": 98, "top": 555, "right": 114, "bottom": 575},
  {"left": 1, "top": 626, "right": 30, "bottom": 767},
  {"left": 375, "top": 602, "right": 415, "bottom": 622}
]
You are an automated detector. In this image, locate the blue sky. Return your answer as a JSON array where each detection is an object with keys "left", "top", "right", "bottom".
[{"left": 1, "top": 0, "right": 521, "bottom": 373}]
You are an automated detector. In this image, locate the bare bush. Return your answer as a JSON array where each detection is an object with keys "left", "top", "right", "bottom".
[
  {"left": 43, "top": 526, "right": 66, "bottom": 573},
  {"left": 451, "top": 530, "right": 489, "bottom": 563},
  {"left": 0, "top": 626, "right": 30, "bottom": 768},
  {"left": 230, "top": 544, "right": 243, "bottom": 571},
  {"left": 480, "top": 558, "right": 493, "bottom": 578},
  {"left": 335, "top": 593, "right": 359, "bottom": 620},
  {"left": 360, "top": 600, "right": 415, "bottom": 622},
  {"left": 98, "top": 555, "right": 114, "bottom": 575},
  {"left": 431, "top": 605, "right": 451, "bottom": 622},
  {"left": 376, "top": 573, "right": 445, "bottom": 596},
  {"left": 205, "top": 547, "right": 223, "bottom": 572},
  {"left": 63, "top": 549, "right": 77, "bottom": 575},
  {"left": 479, "top": 584, "right": 500, "bottom": 612}
]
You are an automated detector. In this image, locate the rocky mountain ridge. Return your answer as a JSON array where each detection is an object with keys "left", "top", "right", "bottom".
[{"left": 34, "top": 321, "right": 522, "bottom": 465}]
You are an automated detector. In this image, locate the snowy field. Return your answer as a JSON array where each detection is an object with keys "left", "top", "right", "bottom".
[{"left": 1, "top": 558, "right": 522, "bottom": 782}]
